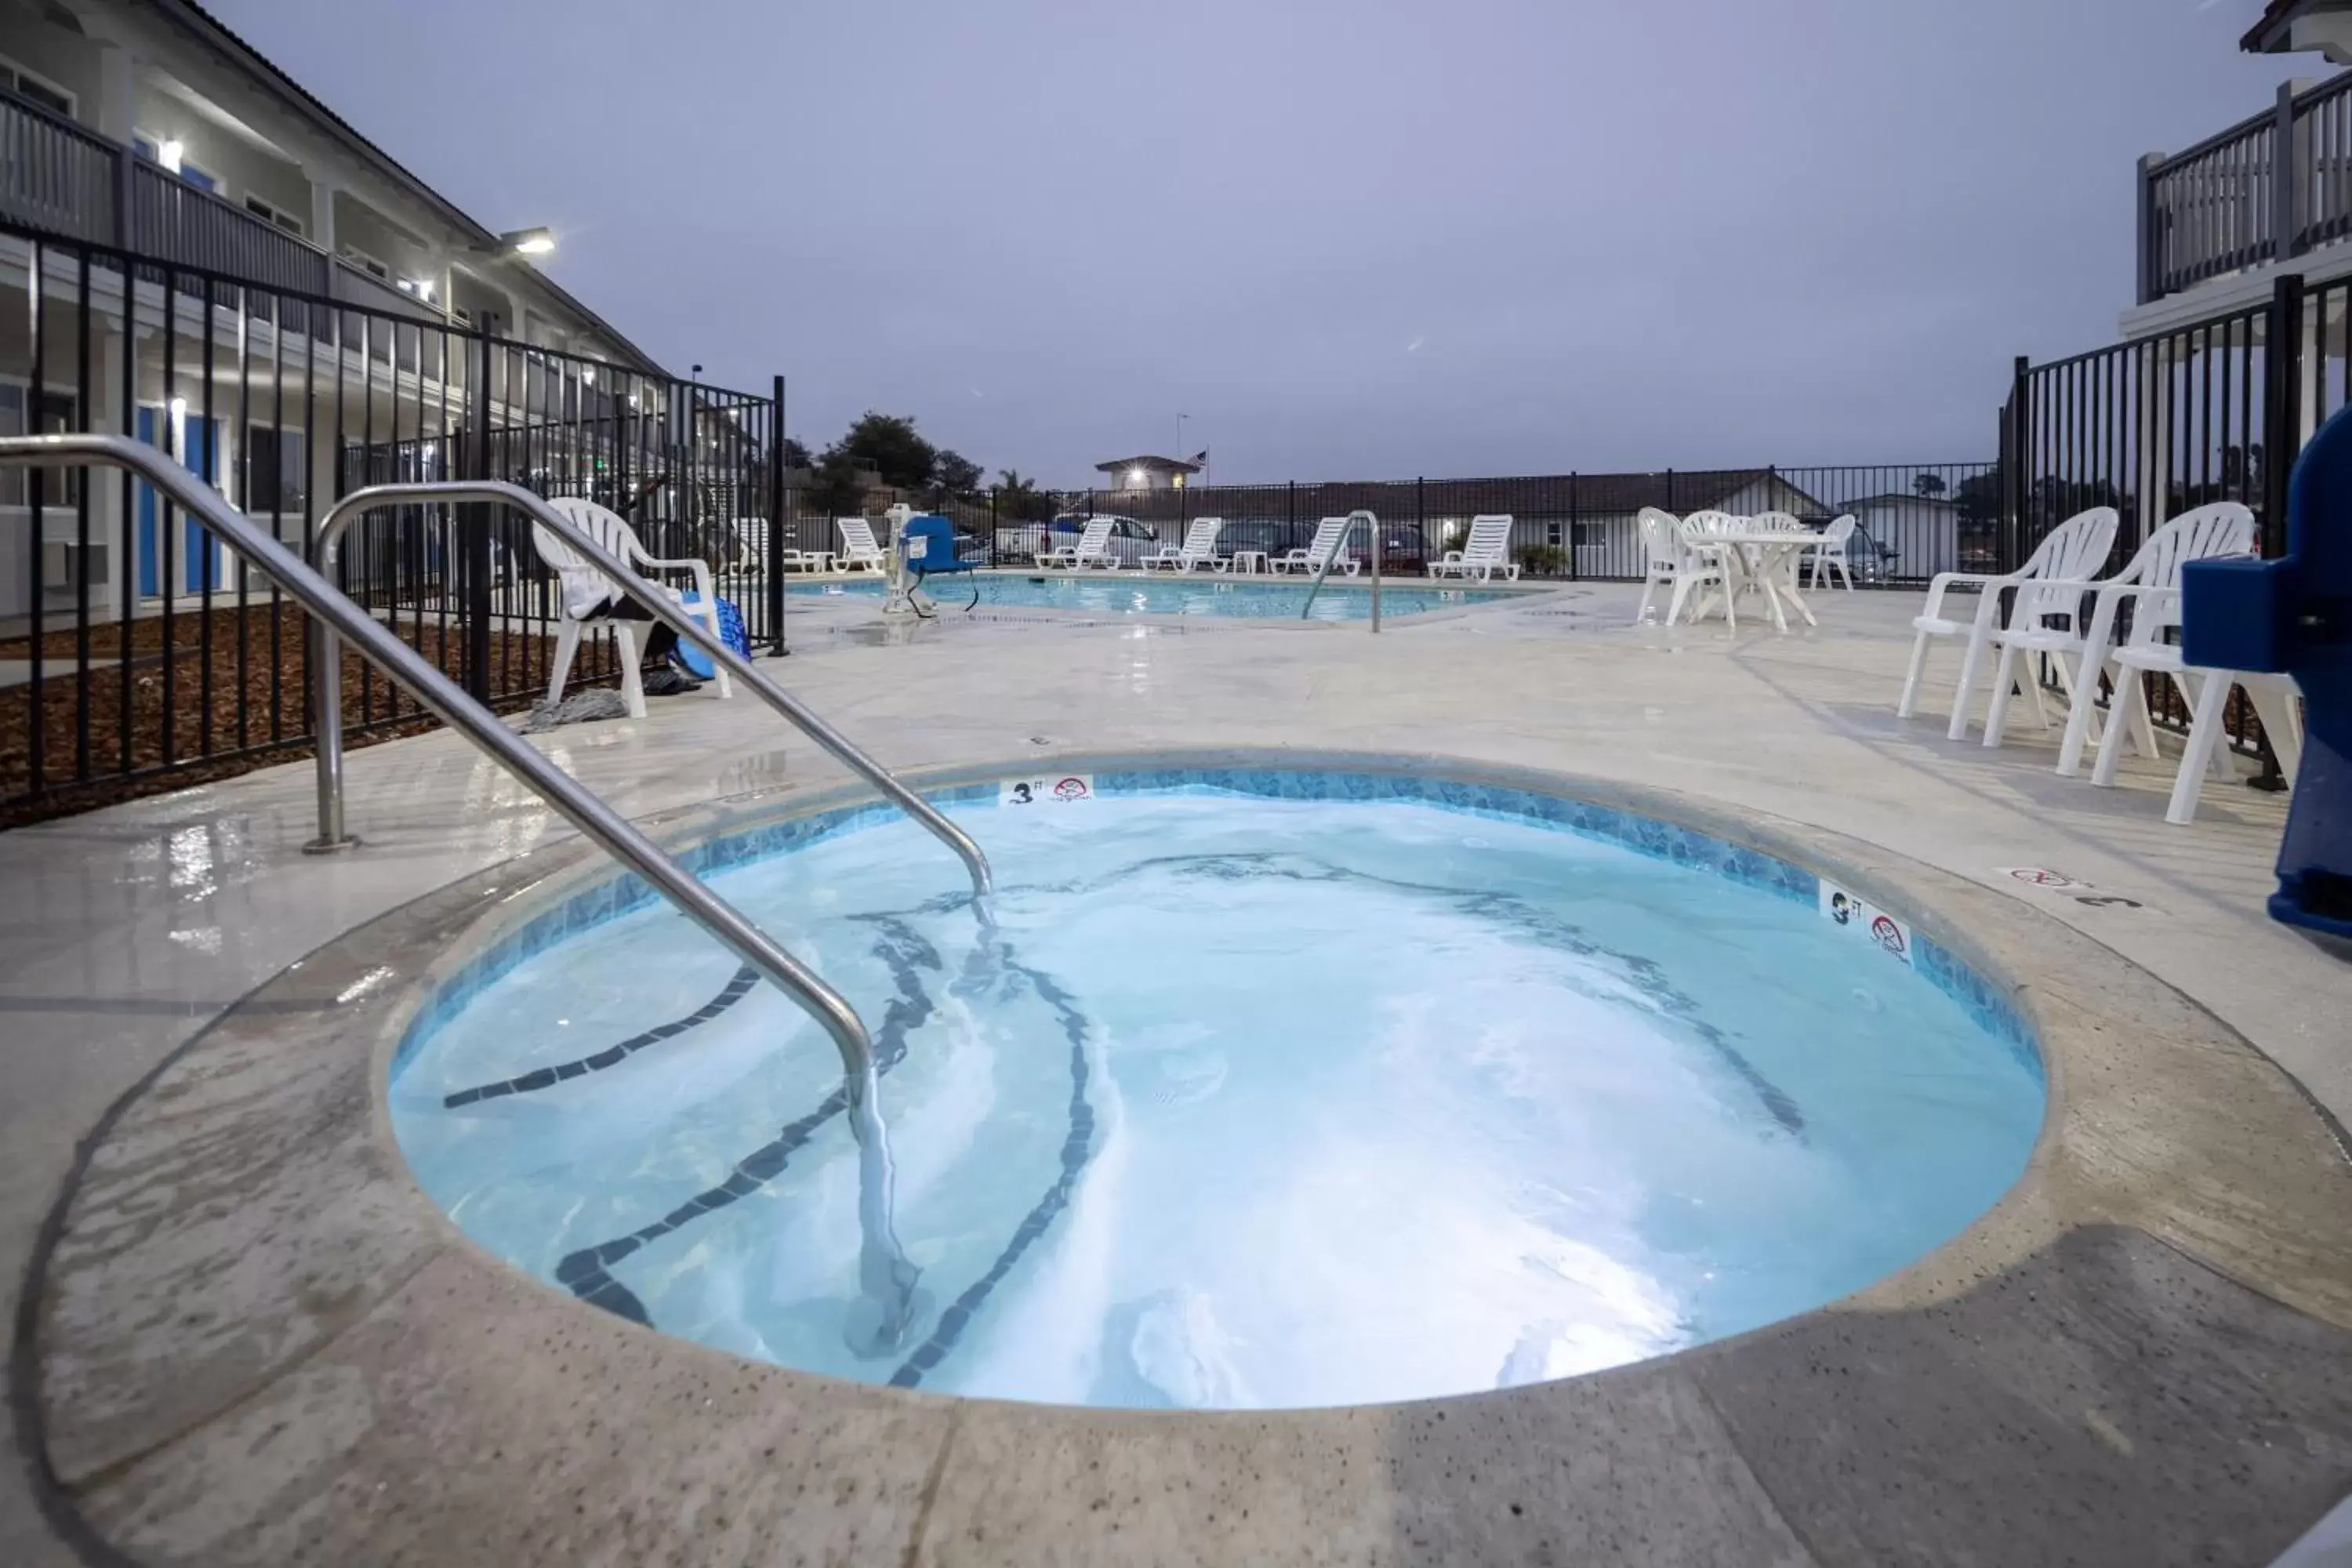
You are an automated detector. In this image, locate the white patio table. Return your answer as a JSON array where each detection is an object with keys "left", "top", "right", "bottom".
[{"left": 1682, "top": 524, "right": 1821, "bottom": 633}]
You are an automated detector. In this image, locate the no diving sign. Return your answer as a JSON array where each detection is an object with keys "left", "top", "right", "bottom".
[{"left": 1999, "top": 866, "right": 2147, "bottom": 911}]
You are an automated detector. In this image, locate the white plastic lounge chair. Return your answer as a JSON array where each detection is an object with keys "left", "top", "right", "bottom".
[
  {"left": 1999, "top": 503, "right": 2253, "bottom": 758},
  {"left": 2039, "top": 505, "right": 2266, "bottom": 804},
  {"left": 1635, "top": 506, "right": 1724, "bottom": 625},
  {"left": 536, "top": 495, "right": 733, "bottom": 719},
  {"left": 1801, "top": 516, "right": 1859, "bottom": 590},
  {"left": 1428, "top": 514, "right": 1521, "bottom": 583},
  {"left": 1040, "top": 517, "right": 1115, "bottom": 569},
  {"left": 1896, "top": 506, "right": 2117, "bottom": 739},
  {"left": 1272, "top": 517, "right": 1360, "bottom": 576},
  {"left": 1144, "top": 517, "right": 1228, "bottom": 572},
  {"left": 836, "top": 517, "right": 887, "bottom": 574}
]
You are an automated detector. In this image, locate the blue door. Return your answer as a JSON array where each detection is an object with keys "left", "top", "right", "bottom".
[{"left": 136, "top": 406, "right": 222, "bottom": 597}]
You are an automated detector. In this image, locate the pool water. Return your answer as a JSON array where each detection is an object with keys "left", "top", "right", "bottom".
[
  {"left": 787, "top": 572, "right": 1516, "bottom": 621},
  {"left": 391, "top": 782, "right": 2043, "bottom": 1410}
]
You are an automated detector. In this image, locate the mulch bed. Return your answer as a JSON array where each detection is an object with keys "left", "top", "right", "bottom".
[{"left": 2, "top": 604, "right": 605, "bottom": 828}]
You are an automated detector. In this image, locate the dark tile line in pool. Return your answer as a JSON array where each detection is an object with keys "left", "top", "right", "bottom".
[
  {"left": 887, "top": 956, "right": 1097, "bottom": 1391},
  {"left": 550, "top": 918, "right": 945, "bottom": 1325},
  {"left": 391, "top": 769, "right": 2037, "bottom": 1090},
  {"left": 439, "top": 964, "right": 760, "bottom": 1108}
]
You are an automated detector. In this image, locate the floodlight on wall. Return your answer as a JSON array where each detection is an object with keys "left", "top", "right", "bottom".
[
  {"left": 399, "top": 278, "right": 435, "bottom": 302},
  {"left": 1129, "top": 467, "right": 1146, "bottom": 485},
  {"left": 501, "top": 227, "right": 556, "bottom": 256},
  {"left": 158, "top": 139, "right": 184, "bottom": 173}
]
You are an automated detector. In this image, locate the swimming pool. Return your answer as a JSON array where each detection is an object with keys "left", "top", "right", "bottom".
[
  {"left": 787, "top": 572, "right": 1519, "bottom": 621},
  {"left": 390, "top": 768, "right": 2042, "bottom": 1411}
]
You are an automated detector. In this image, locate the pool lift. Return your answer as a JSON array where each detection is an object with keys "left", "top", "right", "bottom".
[
  {"left": 0, "top": 433, "right": 998, "bottom": 1356},
  {"left": 2181, "top": 401, "right": 2351, "bottom": 963}
]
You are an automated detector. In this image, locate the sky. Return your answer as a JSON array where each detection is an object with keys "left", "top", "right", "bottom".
[{"left": 208, "top": 0, "right": 2302, "bottom": 484}]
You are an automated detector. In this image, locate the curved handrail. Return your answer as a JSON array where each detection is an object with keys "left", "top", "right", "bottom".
[
  {"left": 308, "top": 480, "right": 993, "bottom": 905},
  {"left": 1298, "top": 509, "right": 1381, "bottom": 626},
  {"left": 0, "top": 434, "right": 923, "bottom": 1350}
]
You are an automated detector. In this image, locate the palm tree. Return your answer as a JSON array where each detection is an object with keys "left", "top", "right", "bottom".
[{"left": 996, "top": 468, "right": 1055, "bottom": 522}]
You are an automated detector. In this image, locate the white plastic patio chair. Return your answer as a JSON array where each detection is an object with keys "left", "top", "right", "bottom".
[
  {"left": 1801, "top": 516, "right": 1859, "bottom": 590},
  {"left": 1897, "top": 506, "right": 2117, "bottom": 739},
  {"left": 1040, "top": 517, "right": 1115, "bottom": 569},
  {"left": 1674, "top": 511, "right": 1746, "bottom": 629},
  {"left": 536, "top": 495, "right": 732, "bottom": 719},
  {"left": 1634, "top": 506, "right": 1723, "bottom": 625},
  {"left": 1272, "top": 517, "right": 1361, "bottom": 576},
  {"left": 836, "top": 517, "right": 887, "bottom": 574},
  {"left": 1428, "top": 514, "right": 1521, "bottom": 583},
  {"left": 2042, "top": 506, "right": 2268, "bottom": 810},
  {"left": 1144, "top": 517, "right": 1228, "bottom": 572}
]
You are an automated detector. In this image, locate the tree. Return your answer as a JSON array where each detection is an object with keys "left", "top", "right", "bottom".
[
  {"left": 934, "top": 449, "right": 983, "bottom": 499},
  {"left": 782, "top": 437, "right": 813, "bottom": 471},
  {"left": 996, "top": 468, "right": 1058, "bottom": 522},
  {"left": 1913, "top": 471, "right": 1948, "bottom": 498},
  {"left": 831, "top": 412, "right": 935, "bottom": 492}
]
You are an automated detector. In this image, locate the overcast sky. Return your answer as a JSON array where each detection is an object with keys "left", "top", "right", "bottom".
[{"left": 211, "top": 0, "right": 2299, "bottom": 482}]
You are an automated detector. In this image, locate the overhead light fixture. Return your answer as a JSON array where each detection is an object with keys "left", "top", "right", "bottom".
[
  {"left": 399, "top": 278, "right": 435, "bottom": 301},
  {"left": 580, "top": 366, "right": 596, "bottom": 385},
  {"left": 158, "top": 138, "right": 184, "bottom": 173},
  {"left": 500, "top": 227, "right": 556, "bottom": 256}
]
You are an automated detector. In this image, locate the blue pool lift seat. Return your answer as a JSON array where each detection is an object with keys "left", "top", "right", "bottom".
[
  {"left": 902, "top": 514, "right": 978, "bottom": 582},
  {"left": 2182, "top": 401, "right": 2352, "bottom": 960}
]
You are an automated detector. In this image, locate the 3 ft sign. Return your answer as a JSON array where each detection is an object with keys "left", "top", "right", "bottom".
[{"left": 999, "top": 775, "right": 1094, "bottom": 807}]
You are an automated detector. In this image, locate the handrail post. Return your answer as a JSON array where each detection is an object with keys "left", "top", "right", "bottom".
[
  {"left": 1368, "top": 510, "right": 1381, "bottom": 632},
  {"left": 2136, "top": 151, "right": 2162, "bottom": 307}
]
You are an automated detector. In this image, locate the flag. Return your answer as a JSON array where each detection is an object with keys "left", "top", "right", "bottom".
[{"left": 1190, "top": 449, "right": 1209, "bottom": 464}]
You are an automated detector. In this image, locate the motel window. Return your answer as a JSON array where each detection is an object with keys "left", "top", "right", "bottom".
[{"left": 0, "top": 57, "right": 75, "bottom": 118}]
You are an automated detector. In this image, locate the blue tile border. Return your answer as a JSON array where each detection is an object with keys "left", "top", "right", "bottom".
[{"left": 391, "top": 767, "right": 2042, "bottom": 1086}]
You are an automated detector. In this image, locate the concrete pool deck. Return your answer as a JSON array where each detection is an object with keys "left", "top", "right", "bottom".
[{"left": 4, "top": 583, "right": 2350, "bottom": 1565}]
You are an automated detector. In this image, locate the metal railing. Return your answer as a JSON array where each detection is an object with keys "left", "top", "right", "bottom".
[
  {"left": 1298, "top": 510, "right": 1381, "bottom": 626},
  {"left": 2140, "top": 72, "right": 2352, "bottom": 304},
  {"left": 129, "top": 162, "right": 329, "bottom": 296},
  {"left": 0, "top": 430, "right": 927, "bottom": 1351},
  {"left": 307, "top": 479, "right": 993, "bottom": 903},
  {"left": 0, "top": 85, "right": 116, "bottom": 245}
]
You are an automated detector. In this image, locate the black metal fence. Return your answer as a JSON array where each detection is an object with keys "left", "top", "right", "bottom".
[
  {"left": 803, "top": 462, "right": 1999, "bottom": 585},
  {"left": 1, "top": 220, "right": 782, "bottom": 822},
  {"left": 2002, "top": 275, "right": 2314, "bottom": 757}
]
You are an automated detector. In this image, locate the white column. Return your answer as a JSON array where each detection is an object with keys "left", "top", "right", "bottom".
[
  {"left": 307, "top": 179, "right": 336, "bottom": 256},
  {"left": 93, "top": 42, "right": 136, "bottom": 141}
]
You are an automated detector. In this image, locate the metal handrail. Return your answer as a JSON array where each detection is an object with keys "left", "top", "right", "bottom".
[
  {"left": 1298, "top": 508, "right": 1381, "bottom": 629},
  {"left": 0, "top": 434, "right": 922, "bottom": 1352},
  {"left": 307, "top": 481, "right": 993, "bottom": 906}
]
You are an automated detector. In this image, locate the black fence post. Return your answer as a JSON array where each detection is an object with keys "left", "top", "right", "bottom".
[
  {"left": 464, "top": 327, "right": 495, "bottom": 702},
  {"left": 768, "top": 372, "right": 789, "bottom": 655},
  {"left": 1568, "top": 471, "right": 1580, "bottom": 579},
  {"left": 2005, "top": 354, "right": 2031, "bottom": 574},
  {"left": 2263, "top": 272, "right": 2304, "bottom": 561}
]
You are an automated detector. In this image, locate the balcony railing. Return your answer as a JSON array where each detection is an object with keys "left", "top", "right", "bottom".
[
  {"left": 0, "top": 84, "right": 116, "bottom": 245},
  {"left": 2140, "top": 71, "right": 2352, "bottom": 303},
  {"left": 0, "top": 82, "right": 431, "bottom": 320}
]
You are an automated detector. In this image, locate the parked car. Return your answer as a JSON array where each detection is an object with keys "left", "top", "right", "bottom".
[
  {"left": 993, "top": 514, "right": 1160, "bottom": 567},
  {"left": 1235, "top": 517, "right": 1434, "bottom": 572}
]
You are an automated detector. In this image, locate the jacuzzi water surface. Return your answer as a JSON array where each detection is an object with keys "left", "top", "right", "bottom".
[
  {"left": 390, "top": 769, "right": 2042, "bottom": 1410},
  {"left": 788, "top": 573, "right": 1514, "bottom": 620}
]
